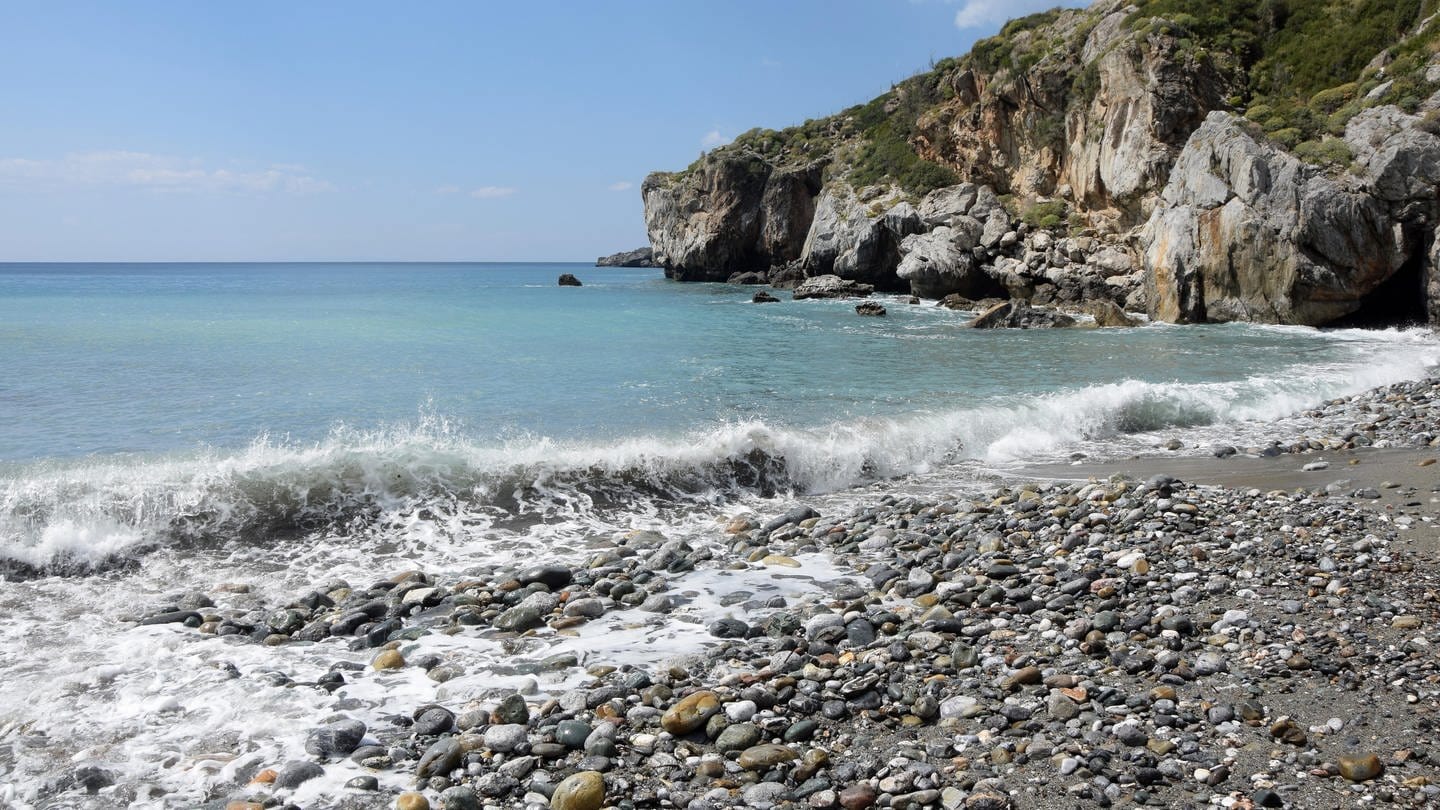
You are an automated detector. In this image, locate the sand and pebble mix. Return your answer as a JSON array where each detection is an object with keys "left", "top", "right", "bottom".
[{"left": 72, "top": 377, "right": 1440, "bottom": 809}]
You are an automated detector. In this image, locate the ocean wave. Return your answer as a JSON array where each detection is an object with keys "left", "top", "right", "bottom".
[{"left": 2, "top": 326, "right": 1437, "bottom": 574}]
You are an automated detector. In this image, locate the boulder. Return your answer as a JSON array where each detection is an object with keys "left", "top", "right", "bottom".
[
  {"left": 1079, "top": 299, "right": 1140, "bottom": 327},
  {"left": 752, "top": 290, "right": 779, "bottom": 303},
  {"left": 557, "top": 274, "right": 583, "bottom": 287},
  {"left": 595, "top": 247, "right": 658, "bottom": 267},
  {"left": 964, "top": 300, "right": 1076, "bottom": 329},
  {"left": 896, "top": 226, "right": 1001, "bottom": 299},
  {"left": 643, "top": 156, "right": 822, "bottom": 281},
  {"left": 855, "top": 302, "right": 887, "bottom": 316},
  {"left": 792, "top": 274, "right": 874, "bottom": 300},
  {"left": 727, "top": 270, "right": 769, "bottom": 285},
  {"left": 799, "top": 184, "right": 916, "bottom": 290},
  {"left": 1141, "top": 112, "right": 1408, "bottom": 325}
]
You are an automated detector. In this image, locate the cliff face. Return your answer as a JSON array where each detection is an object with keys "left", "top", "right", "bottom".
[
  {"left": 642, "top": 156, "right": 821, "bottom": 282},
  {"left": 641, "top": 0, "right": 1440, "bottom": 327},
  {"left": 1143, "top": 111, "right": 1426, "bottom": 325}
]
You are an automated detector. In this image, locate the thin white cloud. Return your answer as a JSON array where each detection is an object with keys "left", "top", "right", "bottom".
[
  {"left": 608, "top": 181, "right": 633, "bottom": 192},
  {"left": 701, "top": 130, "right": 728, "bottom": 149},
  {"left": 952, "top": 0, "right": 1088, "bottom": 30},
  {"left": 469, "top": 185, "right": 517, "bottom": 199},
  {"left": 0, "top": 150, "right": 332, "bottom": 193}
]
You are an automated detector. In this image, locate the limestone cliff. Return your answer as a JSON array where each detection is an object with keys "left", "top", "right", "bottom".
[{"left": 641, "top": 0, "right": 1440, "bottom": 327}]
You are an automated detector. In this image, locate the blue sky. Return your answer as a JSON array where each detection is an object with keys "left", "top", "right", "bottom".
[{"left": 0, "top": 0, "right": 1086, "bottom": 261}]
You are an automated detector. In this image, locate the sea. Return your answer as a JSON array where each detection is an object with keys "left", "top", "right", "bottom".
[{"left": 1, "top": 261, "right": 1438, "bottom": 807}]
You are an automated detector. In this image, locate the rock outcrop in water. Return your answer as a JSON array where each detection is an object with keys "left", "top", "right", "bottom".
[
  {"left": 595, "top": 247, "right": 659, "bottom": 267},
  {"left": 639, "top": 0, "right": 1440, "bottom": 327}
]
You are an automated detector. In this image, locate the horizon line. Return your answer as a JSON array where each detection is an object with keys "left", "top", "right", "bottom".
[{"left": 0, "top": 258, "right": 622, "bottom": 265}]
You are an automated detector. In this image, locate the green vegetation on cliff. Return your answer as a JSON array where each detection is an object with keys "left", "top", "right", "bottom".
[{"left": 668, "top": 0, "right": 1440, "bottom": 190}]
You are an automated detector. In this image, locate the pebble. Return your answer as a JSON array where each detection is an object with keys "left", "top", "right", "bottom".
[
  {"left": 396, "top": 792, "right": 429, "bottom": 810},
  {"left": 736, "top": 743, "right": 799, "bottom": 770},
  {"left": 371, "top": 649, "right": 405, "bottom": 670},
  {"left": 660, "top": 690, "right": 720, "bottom": 734},
  {"left": 549, "top": 770, "right": 605, "bottom": 810},
  {"left": 1338, "top": 753, "right": 1385, "bottom": 782},
  {"left": 274, "top": 760, "right": 324, "bottom": 789},
  {"left": 305, "top": 719, "right": 366, "bottom": 758}
]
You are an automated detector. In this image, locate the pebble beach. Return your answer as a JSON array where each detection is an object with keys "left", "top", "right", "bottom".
[{"left": 53, "top": 374, "right": 1438, "bottom": 810}]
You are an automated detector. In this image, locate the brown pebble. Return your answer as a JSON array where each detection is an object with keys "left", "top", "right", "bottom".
[
  {"left": 1338, "top": 753, "right": 1384, "bottom": 782},
  {"left": 550, "top": 770, "right": 605, "bottom": 810},
  {"left": 372, "top": 649, "right": 405, "bottom": 670},
  {"left": 838, "top": 782, "right": 878, "bottom": 809},
  {"left": 1003, "top": 665, "right": 1042, "bottom": 690},
  {"left": 736, "top": 743, "right": 798, "bottom": 770},
  {"left": 395, "top": 792, "right": 429, "bottom": 810},
  {"left": 249, "top": 768, "right": 276, "bottom": 784},
  {"left": 660, "top": 690, "right": 720, "bottom": 734}
]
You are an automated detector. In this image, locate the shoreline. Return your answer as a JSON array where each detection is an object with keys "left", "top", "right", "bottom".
[{"left": 51, "top": 376, "right": 1434, "bottom": 810}]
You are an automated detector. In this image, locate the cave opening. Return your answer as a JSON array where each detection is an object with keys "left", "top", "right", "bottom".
[{"left": 1327, "top": 246, "right": 1429, "bottom": 328}]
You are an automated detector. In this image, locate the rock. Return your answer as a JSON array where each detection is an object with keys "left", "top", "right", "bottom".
[
  {"left": 562, "top": 597, "right": 604, "bottom": 618},
  {"left": 550, "top": 770, "right": 605, "bottom": 810},
  {"left": 1079, "top": 299, "right": 1139, "bottom": 327},
  {"left": 1252, "top": 788, "right": 1284, "bottom": 807},
  {"left": 896, "top": 226, "right": 999, "bottom": 299},
  {"left": 727, "top": 270, "right": 769, "bottom": 284},
  {"left": 274, "top": 760, "right": 324, "bottom": 789},
  {"left": 1142, "top": 112, "right": 1410, "bottom": 326},
  {"left": 557, "top": 273, "right": 583, "bottom": 287},
  {"left": 372, "top": 649, "right": 404, "bottom": 670},
  {"left": 416, "top": 737, "right": 463, "bottom": 780},
  {"left": 438, "top": 787, "right": 480, "bottom": 810},
  {"left": 716, "top": 722, "right": 763, "bottom": 753},
  {"left": 138, "top": 610, "right": 201, "bottom": 626},
  {"left": 595, "top": 247, "right": 658, "bottom": 267},
  {"left": 644, "top": 157, "right": 822, "bottom": 281},
  {"left": 413, "top": 707, "right": 454, "bottom": 736},
  {"left": 397, "top": 793, "right": 430, "bottom": 810},
  {"left": 737, "top": 743, "right": 798, "bottom": 770},
  {"left": 752, "top": 290, "right": 780, "bottom": 303},
  {"left": 792, "top": 274, "right": 874, "bottom": 300},
  {"left": 305, "top": 719, "right": 366, "bottom": 757},
  {"left": 1338, "top": 753, "right": 1384, "bottom": 782},
  {"left": 965, "top": 792, "right": 1012, "bottom": 810},
  {"left": 855, "top": 302, "right": 887, "bottom": 316},
  {"left": 838, "top": 782, "right": 878, "bottom": 809},
  {"left": 799, "top": 184, "right": 915, "bottom": 289},
  {"left": 492, "top": 693, "right": 529, "bottom": 725},
  {"left": 483, "top": 723, "right": 529, "bottom": 753},
  {"left": 964, "top": 300, "right": 1076, "bottom": 329},
  {"left": 72, "top": 765, "right": 114, "bottom": 793},
  {"left": 760, "top": 505, "right": 819, "bottom": 535},
  {"left": 1003, "top": 665, "right": 1043, "bottom": 690},
  {"left": 660, "top": 690, "right": 721, "bottom": 734},
  {"left": 518, "top": 564, "right": 573, "bottom": 589},
  {"left": 708, "top": 617, "right": 748, "bottom": 637}
]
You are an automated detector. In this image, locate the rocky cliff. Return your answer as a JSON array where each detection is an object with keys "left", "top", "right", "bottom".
[{"left": 641, "top": 0, "right": 1440, "bottom": 327}]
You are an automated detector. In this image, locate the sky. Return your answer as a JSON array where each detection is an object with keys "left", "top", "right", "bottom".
[{"left": 0, "top": 0, "right": 1088, "bottom": 261}]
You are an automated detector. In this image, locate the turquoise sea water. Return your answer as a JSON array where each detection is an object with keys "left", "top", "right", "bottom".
[{"left": 3, "top": 261, "right": 1440, "bottom": 571}]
